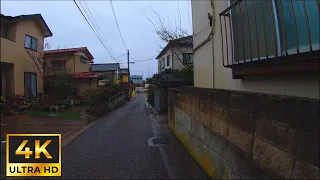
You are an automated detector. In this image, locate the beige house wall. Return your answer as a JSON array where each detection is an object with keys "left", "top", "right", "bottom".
[
  {"left": 157, "top": 46, "right": 193, "bottom": 73},
  {"left": 74, "top": 55, "right": 90, "bottom": 73},
  {"left": 72, "top": 79, "right": 99, "bottom": 96},
  {"left": 44, "top": 53, "right": 90, "bottom": 74},
  {"left": 44, "top": 54, "right": 75, "bottom": 72},
  {"left": 1, "top": 19, "right": 45, "bottom": 96},
  {"left": 157, "top": 49, "right": 172, "bottom": 73},
  {"left": 192, "top": 0, "right": 320, "bottom": 99},
  {"left": 172, "top": 46, "right": 193, "bottom": 71}
]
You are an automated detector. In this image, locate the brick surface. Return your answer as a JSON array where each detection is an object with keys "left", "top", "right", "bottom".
[
  {"left": 202, "top": 113, "right": 211, "bottom": 129},
  {"left": 252, "top": 138, "right": 294, "bottom": 178},
  {"left": 255, "top": 118, "right": 297, "bottom": 154},
  {"left": 227, "top": 125, "right": 253, "bottom": 156},
  {"left": 210, "top": 89, "right": 230, "bottom": 107},
  {"left": 213, "top": 104, "right": 229, "bottom": 122},
  {"left": 256, "top": 94, "right": 299, "bottom": 127},
  {"left": 296, "top": 131, "right": 319, "bottom": 167},
  {"left": 228, "top": 109, "right": 256, "bottom": 135},
  {"left": 209, "top": 117, "right": 227, "bottom": 139},
  {"left": 229, "top": 92, "right": 257, "bottom": 113},
  {"left": 300, "top": 99, "right": 320, "bottom": 133},
  {"left": 291, "top": 159, "right": 320, "bottom": 179}
]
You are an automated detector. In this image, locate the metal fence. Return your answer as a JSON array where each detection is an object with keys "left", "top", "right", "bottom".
[{"left": 219, "top": 0, "right": 320, "bottom": 67}]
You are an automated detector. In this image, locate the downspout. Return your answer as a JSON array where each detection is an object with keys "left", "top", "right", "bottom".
[{"left": 211, "top": 0, "right": 215, "bottom": 88}]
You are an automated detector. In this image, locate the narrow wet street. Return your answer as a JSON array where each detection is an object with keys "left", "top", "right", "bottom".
[{"left": 57, "top": 94, "right": 207, "bottom": 179}]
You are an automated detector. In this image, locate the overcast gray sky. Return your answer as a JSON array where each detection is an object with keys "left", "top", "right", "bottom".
[{"left": 1, "top": 0, "right": 192, "bottom": 79}]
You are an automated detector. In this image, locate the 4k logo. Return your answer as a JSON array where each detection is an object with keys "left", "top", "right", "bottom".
[
  {"left": 16, "top": 140, "right": 52, "bottom": 159},
  {"left": 6, "top": 134, "right": 61, "bottom": 176}
]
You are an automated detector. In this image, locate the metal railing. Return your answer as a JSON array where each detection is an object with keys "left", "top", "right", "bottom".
[{"left": 219, "top": 0, "right": 320, "bottom": 67}]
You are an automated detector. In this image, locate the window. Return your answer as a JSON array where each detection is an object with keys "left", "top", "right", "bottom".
[
  {"left": 162, "top": 59, "right": 165, "bottom": 69},
  {"left": 80, "top": 56, "right": 87, "bottom": 64},
  {"left": 24, "top": 72, "right": 37, "bottom": 97},
  {"left": 51, "top": 60, "right": 66, "bottom": 71},
  {"left": 167, "top": 55, "right": 170, "bottom": 66},
  {"left": 183, "top": 53, "right": 194, "bottom": 63},
  {"left": 228, "top": 0, "right": 319, "bottom": 62},
  {"left": 24, "top": 35, "right": 38, "bottom": 51},
  {"left": 0, "top": 26, "right": 8, "bottom": 39}
]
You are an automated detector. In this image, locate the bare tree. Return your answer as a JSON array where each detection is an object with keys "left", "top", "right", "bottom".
[
  {"left": 26, "top": 43, "right": 74, "bottom": 98},
  {"left": 144, "top": 7, "right": 193, "bottom": 73}
]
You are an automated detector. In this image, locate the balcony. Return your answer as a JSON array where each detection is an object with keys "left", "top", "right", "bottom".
[{"left": 219, "top": 0, "right": 320, "bottom": 78}]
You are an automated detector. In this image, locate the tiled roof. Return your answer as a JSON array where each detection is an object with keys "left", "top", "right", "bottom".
[
  {"left": 73, "top": 72, "right": 101, "bottom": 79},
  {"left": 44, "top": 47, "right": 94, "bottom": 62},
  {"left": 156, "top": 35, "right": 193, "bottom": 59},
  {"left": 90, "top": 63, "right": 120, "bottom": 72},
  {"left": 119, "top": 68, "right": 129, "bottom": 75}
]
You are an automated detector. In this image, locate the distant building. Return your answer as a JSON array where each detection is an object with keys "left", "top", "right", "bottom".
[
  {"left": 89, "top": 63, "right": 120, "bottom": 83},
  {"left": 119, "top": 68, "right": 129, "bottom": 83},
  {"left": 156, "top": 35, "right": 193, "bottom": 73},
  {"left": 44, "top": 47, "right": 97, "bottom": 97},
  {"left": 130, "top": 75, "right": 143, "bottom": 84}
]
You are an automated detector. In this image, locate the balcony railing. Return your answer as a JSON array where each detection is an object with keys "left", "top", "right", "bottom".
[{"left": 219, "top": 0, "right": 320, "bottom": 68}]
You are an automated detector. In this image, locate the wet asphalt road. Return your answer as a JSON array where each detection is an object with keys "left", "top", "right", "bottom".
[
  {"left": 15, "top": 93, "right": 207, "bottom": 179},
  {"left": 59, "top": 94, "right": 168, "bottom": 179}
]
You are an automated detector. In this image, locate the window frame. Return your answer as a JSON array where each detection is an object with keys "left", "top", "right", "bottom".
[
  {"left": 24, "top": 34, "right": 38, "bottom": 51},
  {"left": 166, "top": 55, "right": 170, "bottom": 66},
  {"left": 0, "top": 26, "right": 8, "bottom": 39},
  {"left": 24, "top": 72, "right": 37, "bottom": 97},
  {"left": 182, "top": 53, "right": 193, "bottom": 63},
  {"left": 162, "top": 58, "right": 165, "bottom": 69},
  {"left": 51, "top": 60, "right": 67, "bottom": 71},
  {"left": 80, "top": 55, "right": 87, "bottom": 64}
]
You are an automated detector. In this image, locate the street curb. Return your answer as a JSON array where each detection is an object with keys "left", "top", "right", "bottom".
[{"left": 62, "top": 120, "right": 96, "bottom": 147}]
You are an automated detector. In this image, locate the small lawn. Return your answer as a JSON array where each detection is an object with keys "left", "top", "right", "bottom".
[{"left": 25, "top": 111, "right": 81, "bottom": 119}]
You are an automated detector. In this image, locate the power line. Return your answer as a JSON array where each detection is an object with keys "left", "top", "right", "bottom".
[
  {"left": 110, "top": 0, "right": 127, "bottom": 50},
  {"left": 130, "top": 53, "right": 158, "bottom": 62},
  {"left": 73, "top": 0, "right": 120, "bottom": 64},
  {"left": 89, "top": 2, "right": 116, "bottom": 42},
  {"left": 81, "top": 1, "right": 120, "bottom": 60}
]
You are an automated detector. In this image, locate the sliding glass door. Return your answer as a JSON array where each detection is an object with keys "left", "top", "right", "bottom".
[{"left": 24, "top": 72, "right": 37, "bottom": 97}]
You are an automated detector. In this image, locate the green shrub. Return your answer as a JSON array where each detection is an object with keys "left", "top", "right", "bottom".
[{"left": 87, "top": 81, "right": 123, "bottom": 108}]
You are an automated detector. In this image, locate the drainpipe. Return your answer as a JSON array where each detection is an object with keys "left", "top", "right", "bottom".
[
  {"left": 192, "top": 0, "right": 215, "bottom": 88},
  {"left": 211, "top": 0, "right": 215, "bottom": 88}
]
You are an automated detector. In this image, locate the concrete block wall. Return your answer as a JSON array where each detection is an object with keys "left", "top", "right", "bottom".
[{"left": 168, "top": 87, "right": 319, "bottom": 179}]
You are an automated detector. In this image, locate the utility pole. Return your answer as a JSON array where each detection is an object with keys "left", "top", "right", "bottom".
[{"left": 127, "top": 49, "right": 130, "bottom": 99}]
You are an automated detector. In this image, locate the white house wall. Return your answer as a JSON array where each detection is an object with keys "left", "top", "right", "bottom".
[{"left": 192, "top": 0, "right": 320, "bottom": 99}]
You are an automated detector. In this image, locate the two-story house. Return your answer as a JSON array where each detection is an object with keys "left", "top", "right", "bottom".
[
  {"left": 156, "top": 35, "right": 193, "bottom": 73},
  {"left": 43, "top": 47, "right": 98, "bottom": 96},
  {"left": 1, "top": 13, "right": 52, "bottom": 97}
]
